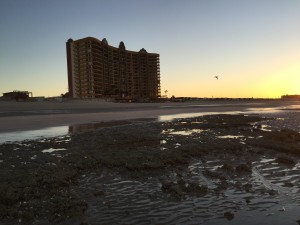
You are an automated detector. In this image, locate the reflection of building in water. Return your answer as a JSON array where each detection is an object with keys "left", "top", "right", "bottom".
[
  {"left": 68, "top": 123, "right": 104, "bottom": 133},
  {"left": 66, "top": 37, "right": 161, "bottom": 100},
  {"left": 68, "top": 121, "right": 132, "bottom": 133}
]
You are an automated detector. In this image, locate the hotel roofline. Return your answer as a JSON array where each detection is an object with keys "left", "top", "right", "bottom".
[{"left": 68, "top": 37, "right": 159, "bottom": 56}]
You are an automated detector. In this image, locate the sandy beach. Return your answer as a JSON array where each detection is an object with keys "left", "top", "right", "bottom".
[{"left": 1, "top": 99, "right": 300, "bottom": 225}]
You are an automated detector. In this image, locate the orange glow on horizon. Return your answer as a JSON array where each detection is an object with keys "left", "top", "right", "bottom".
[{"left": 163, "top": 63, "right": 300, "bottom": 99}]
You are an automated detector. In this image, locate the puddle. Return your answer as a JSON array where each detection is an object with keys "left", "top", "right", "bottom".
[
  {"left": 0, "top": 126, "right": 69, "bottom": 144},
  {"left": 159, "top": 104, "right": 230, "bottom": 108},
  {"left": 292, "top": 163, "right": 300, "bottom": 171},
  {"left": 31, "top": 155, "right": 37, "bottom": 160},
  {"left": 0, "top": 121, "right": 131, "bottom": 144},
  {"left": 42, "top": 148, "right": 67, "bottom": 153},
  {"left": 174, "top": 143, "right": 181, "bottom": 148},
  {"left": 69, "top": 122, "right": 113, "bottom": 133},
  {"left": 160, "top": 103, "right": 265, "bottom": 109},
  {"left": 261, "top": 125, "right": 272, "bottom": 132},
  {"left": 217, "top": 135, "right": 244, "bottom": 139},
  {"left": 280, "top": 105, "right": 300, "bottom": 111},
  {"left": 0, "top": 122, "right": 119, "bottom": 144},
  {"left": 159, "top": 111, "right": 243, "bottom": 121},
  {"left": 260, "top": 158, "right": 276, "bottom": 163},
  {"left": 159, "top": 104, "right": 297, "bottom": 122},
  {"left": 246, "top": 107, "right": 283, "bottom": 113},
  {"left": 169, "top": 129, "right": 204, "bottom": 136},
  {"left": 161, "top": 129, "right": 174, "bottom": 134},
  {"left": 160, "top": 140, "right": 167, "bottom": 144},
  {"left": 251, "top": 122, "right": 273, "bottom": 132}
]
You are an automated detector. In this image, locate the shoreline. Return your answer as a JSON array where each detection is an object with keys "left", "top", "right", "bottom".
[{"left": 0, "top": 99, "right": 297, "bottom": 133}]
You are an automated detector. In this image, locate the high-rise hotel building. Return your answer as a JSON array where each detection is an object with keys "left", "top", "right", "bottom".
[{"left": 66, "top": 37, "right": 161, "bottom": 100}]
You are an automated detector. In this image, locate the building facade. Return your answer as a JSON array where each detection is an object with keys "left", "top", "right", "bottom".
[{"left": 66, "top": 37, "right": 161, "bottom": 100}]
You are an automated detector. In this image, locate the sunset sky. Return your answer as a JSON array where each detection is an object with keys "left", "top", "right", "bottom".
[{"left": 1, "top": 0, "right": 299, "bottom": 98}]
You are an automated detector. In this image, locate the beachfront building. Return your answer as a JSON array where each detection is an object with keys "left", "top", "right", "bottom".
[
  {"left": 66, "top": 37, "right": 161, "bottom": 100},
  {"left": 2, "top": 91, "right": 32, "bottom": 101}
]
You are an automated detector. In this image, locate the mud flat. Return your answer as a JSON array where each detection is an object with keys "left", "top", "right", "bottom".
[{"left": 1, "top": 105, "right": 300, "bottom": 224}]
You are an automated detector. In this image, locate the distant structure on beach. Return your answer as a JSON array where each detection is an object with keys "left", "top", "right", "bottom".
[
  {"left": 281, "top": 95, "right": 300, "bottom": 100},
  {"left": 2, "top": 91, "right": 32, "bottom": 101},
  {"left": 66, "top": 37, "right": 161, "bottom": 100}
]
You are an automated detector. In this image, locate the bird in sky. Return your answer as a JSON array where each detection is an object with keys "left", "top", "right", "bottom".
[{"left": 214, "top": 76, "right": 219, "bottom": 80}]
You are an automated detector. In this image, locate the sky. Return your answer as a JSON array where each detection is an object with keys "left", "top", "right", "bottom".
[{"left": 0, "top": 0, "right": 299, "bottom": 98}]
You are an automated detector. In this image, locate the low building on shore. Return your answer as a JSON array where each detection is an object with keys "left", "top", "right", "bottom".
[
  {"left": 281, "top": 95, "right": 300, "bottom": 100},
  {"left": 2, "top": 91, "right": 33, "bottom": 101}
]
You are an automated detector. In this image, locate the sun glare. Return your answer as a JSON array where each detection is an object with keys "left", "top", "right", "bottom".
[{"left": 256, "top": 63, "right": 300, "bottom": 98}]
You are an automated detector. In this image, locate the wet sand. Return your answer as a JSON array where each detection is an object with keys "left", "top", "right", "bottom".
[
  {"left": 0, "top": 99, "right": 296, "bottom": 132},
  {"left": 1, "top": 100, "right": 300, "bottom": 224}
]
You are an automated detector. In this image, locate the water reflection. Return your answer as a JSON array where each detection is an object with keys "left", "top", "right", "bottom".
[
  {"left": 281, "top": 105, "right": 300, "bottom": 110},
  {"left": 217, "top": 135, "right": 244, "bottom": 139},
  {"left": 247, "top": 107, "right": 283, "bottom": 112},
  {"left": 0, "top": 126, "right": 69, "bottom": 144},
  {"left": 159, "top": 111, "right": 243, "bottom": 121},
  {"left": 0, "top": 103, "right": 299, "bottom": 144},
  {"left": 159, "top": 104, "right": 299, "bottom": 122},
  {"left": 0, "top": 122, "right": 132, "bottom": 144},
  {"left": 169, "top": 129, "right": 204, "bottom": 136},
  {"left": 42, "top": 148, "right": 67, "bottom": 153},
  {"left": 69, "top": 122, "right": 111, "bottom": 133}
]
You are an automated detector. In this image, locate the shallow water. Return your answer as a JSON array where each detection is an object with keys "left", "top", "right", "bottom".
[
  {"left": 159, "top": 111, "right": 243, "bottom": 121},
  {"left": 158, "top": 104, "right": 290, "bottom": 121},
  {"left": 73, "top": 154, "right": 300, "bottom": 225},
  {"left": 42, "top": 148, "right": 67, "bottom": 153},
  {"left": 0, "top": 126, "right": 69, "bottom": 144},
  {"left": 217, "top": 135, "right": 244, "bottom": 139},
  {"left": 169, "top": 129, "right": 204, "bottom": 136},
  {"left": 1, "top": 103, "right": 299, "bottom": 144}
]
